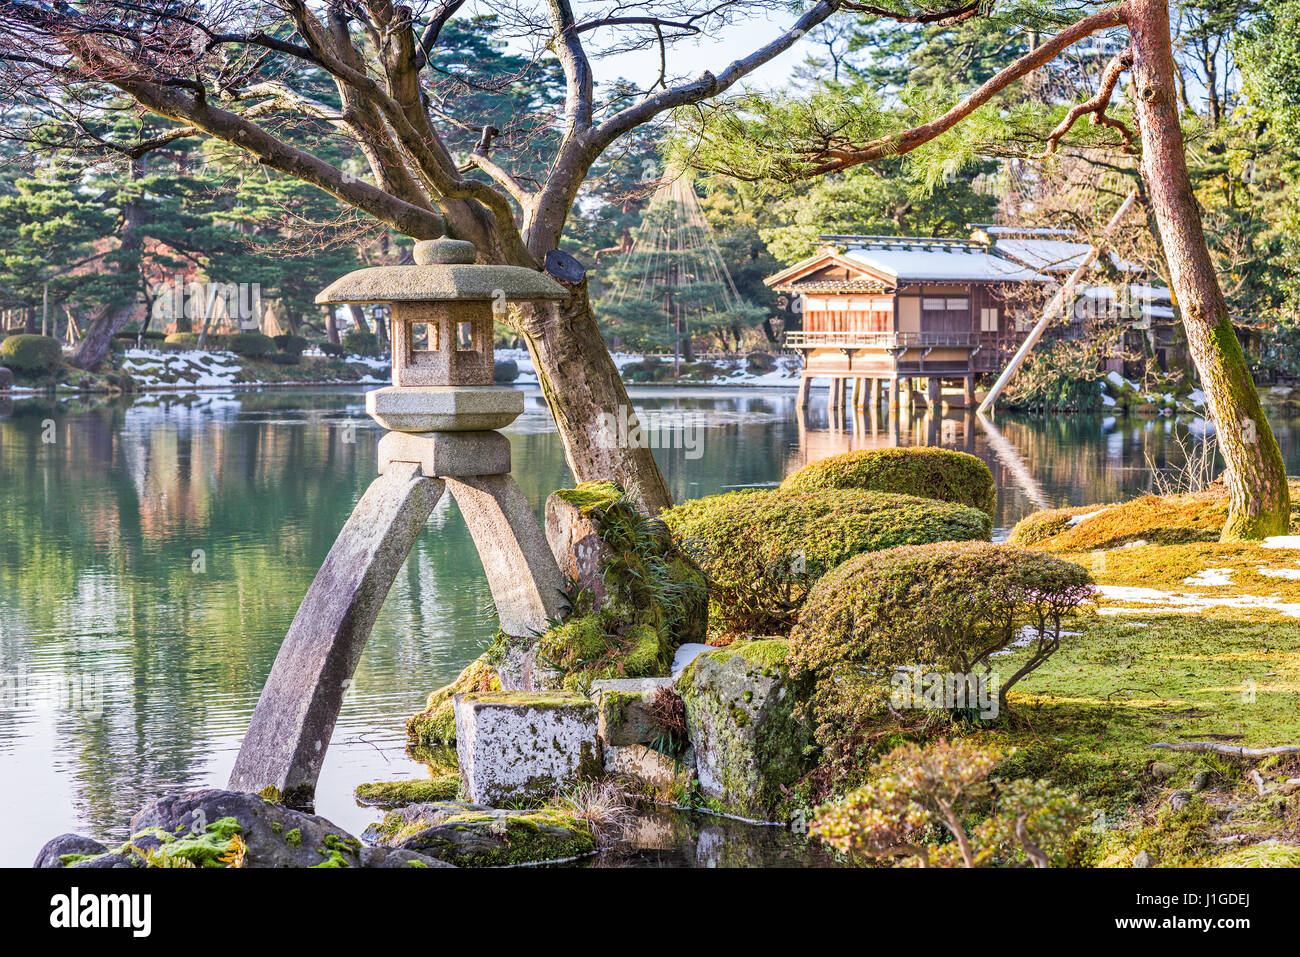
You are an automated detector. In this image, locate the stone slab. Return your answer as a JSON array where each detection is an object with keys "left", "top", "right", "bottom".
[
  {"left": 228, "top": 463, "right": 444, "bottom": 804},
  {"left": 454, "top": 691, "right": 599, "bottom": 805},
  {"left": 366, "top": 385, "right": 524, "bottom": 432},
  {"left": 446, "top": 474, "right": 568, "bottom": 636},
  {"left": 378, "top": 429, "right": 511, "bottom": 477},
  {"left": 544, "top": 492, "right": 610, "bottom": 608},
  {"left": 604, "top": 744, "right": 695, "bottom": 796},
  {"left": 589, "top": 677, "right": 674, "bottom": 747}
]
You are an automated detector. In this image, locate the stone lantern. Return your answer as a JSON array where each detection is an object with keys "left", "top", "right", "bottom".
[
  {"left": 315, "top": 237, "right": 566, "bottom": 431},
  {"left": 229, "top": 238, "right": 572, "bottom": 806}
]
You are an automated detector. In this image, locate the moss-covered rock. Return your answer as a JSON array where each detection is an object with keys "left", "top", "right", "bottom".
[
  {"left": 364, "top": 801, "right": 595, "bottom": 866},
  {"left": 675, "top": 639, "right": 814, "bottom": 821},
  {"left": 662, "top": 488, "right": 992, "bottom": 637},
  {"left": 781, "top": 447, "right": 997, "bottom": 517},
  {"left": 406, "top": 654, "right": 500, "bottom": 745},
  {"left": 530, "top": 481, "right": 708, "bottom": 690},
  {"left": 355, "top": 775, "right": 460, "bottom": 808}
]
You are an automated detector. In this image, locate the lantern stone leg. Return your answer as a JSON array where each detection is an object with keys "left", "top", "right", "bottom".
[{"left": 228, "top": 462, "right": 445, "bottom": 803}]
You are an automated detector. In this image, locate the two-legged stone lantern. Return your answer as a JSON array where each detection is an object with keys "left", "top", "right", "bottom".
[{"left": 228, "top": 239, "right": 570, "bottom": 806}]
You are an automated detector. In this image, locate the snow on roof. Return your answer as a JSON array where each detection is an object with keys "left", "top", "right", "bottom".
[
  {"left": 971, "top": 224, "right": 1078, "bottom": 237},
  {"left": 843, "top": 246, "right": 1051, "bottom": 283},
  {"left": 994, "top": 238, "right": 1140, "bottom": 274}
]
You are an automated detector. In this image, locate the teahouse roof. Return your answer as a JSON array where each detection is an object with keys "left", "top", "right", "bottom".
[{"left": 767, "top": 236, "right": 1051, "bottom": 290}]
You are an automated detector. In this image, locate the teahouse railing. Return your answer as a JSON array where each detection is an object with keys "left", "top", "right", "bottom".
[{"left": 783, "top": 331, "right": 977, "bottom": 349}]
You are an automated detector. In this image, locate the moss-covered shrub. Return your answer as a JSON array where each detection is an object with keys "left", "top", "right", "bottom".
[
  {"left": 662, "top": 488, "right": 992, "bottom": 637},
  {"left": 781, "top": 447, "right": 997, "bottom": 517},
  {"left": 227, "top": 332, "right": 276, "bottom": 358},
  {"left": 343, "top": 330, "right": 379, "bottom": 357},
  {"left": 0, "top": 334, "right": 62, "bottom": 374},
  {"left": 789, "top": 541, "right": 1093, "bottom": 774}
]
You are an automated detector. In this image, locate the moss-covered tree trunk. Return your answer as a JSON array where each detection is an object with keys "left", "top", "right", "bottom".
[
  {"left": 1128, "top": 0, "right": 1289, "bottom": 539},
  {"left": 517, "top": 279, "right": 673, "bottom": 515}
]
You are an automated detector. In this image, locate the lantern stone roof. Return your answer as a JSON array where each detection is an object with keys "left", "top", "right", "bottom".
[{"left": 315, "top": 238, "right": 568, "bottom": 305}]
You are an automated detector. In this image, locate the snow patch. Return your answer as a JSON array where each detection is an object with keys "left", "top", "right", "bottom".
[{"left": 1183, "top": 568, "right": 1234, "bottom": 587}]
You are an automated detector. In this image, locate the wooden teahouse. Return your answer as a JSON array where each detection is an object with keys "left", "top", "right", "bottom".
[{"left": 767, "top": 235, "right": 1052, "bottom": 410}]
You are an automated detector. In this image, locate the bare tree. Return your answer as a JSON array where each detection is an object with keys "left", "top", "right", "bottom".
[{"left": 1, "top": 0, "right": 894, "bottom": 512}]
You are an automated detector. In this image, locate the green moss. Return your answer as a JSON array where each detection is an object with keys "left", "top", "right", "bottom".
[
  {"left": 781, "top": 447, "right": 997, "bottom": 517},
  {"left": 138, "top": 817, "right": 243, "bottom": 869},
  {"left": 1211, "top": 843, "right": 1300, "bottom": 867},
  {"left": 375, "top": 803, "right": 596, "bottom": 866},
  {"left": 663, "top": 488, "right": 991, "bottom": 637},
  {"left": 258, "top": 785, "right": 283, "bottom": 805},
  {"left": 1007, "top": 481, "right": 1300, "bottom": 551},
  {"left": 284, "top": 827, "right": 302, "bottom": 848},
  {"left": 355, "top": 774, "right": 460, "bottom": 807},
  {"left": 406, "top": 654, "right": 501, "bottom": 745},
  {"left": 708, "top": 638, "right": 792, "bottom": 671},
  {"left": 552, "top": 480, "right": 623, "bottom": 514}
]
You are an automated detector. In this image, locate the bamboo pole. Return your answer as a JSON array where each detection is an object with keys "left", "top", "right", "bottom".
[{"left": 978, "top": 188, "right": 1140, "bottom": 414}]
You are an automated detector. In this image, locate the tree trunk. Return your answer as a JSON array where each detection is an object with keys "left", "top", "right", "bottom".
[
  {"left": 325, "top": 306, "right": 340, "bottom": 345},
  {"left": 1128, "top": 0, "right": 1289, "bottom": 539},
  {"left": 71, "top": 157, "right": 145, "bottom": 370},
  {"left": 348, "top": 303, "right": 371, "bottom": 335},
  {"left": 517, "top": 279, "right": 673, "bottom": 514}
]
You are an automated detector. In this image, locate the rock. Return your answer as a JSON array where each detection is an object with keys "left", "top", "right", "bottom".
[
  {"left": 0, "top": 366, "right": 12, "bottom": 391},
  {"left": 34, "top": 834, "right": 112, "bottom": 869},
  {"left": 454, "top": 691, "right": 600, "bottom": 805},
  {"left": 365, "top": 801, "right": 595, "bottom": 866},
  {"left": 545, "top": 488, "right": 613, "bottom": 608},
  {"left": 676, "top": 639, "right": 813, "bottom": 821},
  {"left": 1150, "top": 761, "right": 1177, "bottom": 782},
  {"left": 490, "top": 631, "right": 564, "bottom": 692},
  {"left": 1132, "top": 849, "right": 1154, "bottom": 868},
  {"left": 129, "top": 788, "right": 449, "bottom": 868},
  {"left": 1168, "top": 790, "right": 1193, "bottom": 811},
  {"left": 590, "top": 676, "right": 673, "bottom": 746},
  {"left": 1191, "top": 771, "right": 1211, "bottom": 791},
  {"left": 406, "top": 655, "right": 501, "bottom": 744},
  {"left": 493, "top": 358, "right": 519, "bottom": 383},
  {"left": 605, "top": 744, "right": 695, "bottom": 799}
]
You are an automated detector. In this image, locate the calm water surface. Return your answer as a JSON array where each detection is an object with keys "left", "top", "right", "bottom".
[{"left": 2, "top": 384, "right": 1296, "bottom": 866}]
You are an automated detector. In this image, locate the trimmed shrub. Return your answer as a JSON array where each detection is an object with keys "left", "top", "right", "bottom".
[
  {"left": 163, "top": 332, "right": 201, "bottom": 352},
  {"left": 227, "top": 332, "right": 276, "bottom": 358},
  {"left": 319, "top": 341, "right": 345, "bottom": 358},
  {"left": 809, "top": 740, "right": 1088, "bottom": 868},
  {"left": 781, "top": 447, "right": 997, "bottom": 517},
  {"left": 789, "top": 541, "right": 1094, "bottom": 774},
  {"left": 0, "top": 334, "right": 62, "bottom": 374},
  {"left": 343, "top": 330, "right": 379, "bottom": 357},
  {"left": 273, "top": 334, "right": 309, "bottom": 356},
  {"left": 662, "top": 489, "right": 992, "bottom": 637},
  {"left": 271, "top": 352, "right": 302, "bottom": 365}
]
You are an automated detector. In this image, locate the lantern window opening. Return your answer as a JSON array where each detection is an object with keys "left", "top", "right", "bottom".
[
  {"left": 456, "top": 321, "right": 475, "bottom": 351},
  {"left": 411, "top": 321, "right": 437, "bottom": 352}
]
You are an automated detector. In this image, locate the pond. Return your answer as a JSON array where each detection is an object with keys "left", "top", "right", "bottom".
[{"left": 1, "top": 384, "right": 1297, "bottom": 866}]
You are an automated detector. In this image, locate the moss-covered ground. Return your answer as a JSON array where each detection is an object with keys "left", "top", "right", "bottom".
[{"left": 970, "top": 501, "right": 1300, "bottom": 867}]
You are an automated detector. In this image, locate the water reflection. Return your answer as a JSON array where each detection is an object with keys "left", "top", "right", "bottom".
[{"left": 0, "top": 384, "right": 1295, "bottom": 866}]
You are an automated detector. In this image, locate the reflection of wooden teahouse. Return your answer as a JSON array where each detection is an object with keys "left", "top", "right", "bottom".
[{"left": 767, "top": 236, "right": 1050, "bottom": 410}]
